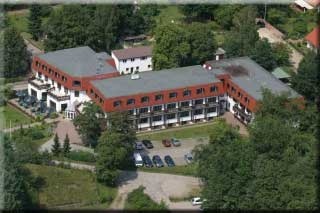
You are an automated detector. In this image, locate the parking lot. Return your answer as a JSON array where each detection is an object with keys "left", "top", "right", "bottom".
[{"left": 136, "top": 137, "right": 209, "bottom": 166}]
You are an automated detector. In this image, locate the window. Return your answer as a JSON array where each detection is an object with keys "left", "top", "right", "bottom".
[
  {"left": 194, "top": 99, "right": 203, "bottom": 105},
  {"left": 153, "top": 105, "right": 162, "bottom": 111},
  {"left": 231, "top": 87, "right": 236, "bottom": 93},
  {"left": 169, "top": 92, "right": 177, "bottom": 99},
  {"left": 139, "top": 117, "right": 148, "bottom": 123},
  {"left": 210, "top": 86, "right": 217, "bottom": 92},
  {"left": 207, "top": 107, "right": 217, "bottom": 113},
  {"left": 141, "top": 96, "right": 149, "bottom": 103},
  {"left": 180, "top": 101, "right": 189, "bottom": 107},
  {"left": 45, "top": 75, "right": 48, "bottom": 81},
  {"left": 227, "top": 83, "right": 230, "bottom": 89},
  {"left": 183, "top": 89, "right": 191, "bottom": 97},
  {"left": 148, "top": 65, "right": 151, "bottom": 68},
  {"left": 113, "top": 100, "right": 121, "bottom": 107},
  {"left": 75, "top": 91, "right": 80, "bottom": 97},
  {"left": 126, "top": 68, "right": 129, "bottom": 71},
  {"left": 238, "top": 92, "right": 243, "bottom": 98},
  {"left": 64, "top": 88, "right": 68, "bottom": 94},
  {"left": 167, "top": 103, "right": 176, "bottom": 109},
  {"left": 131, "top": 58, "right": 135, "bottom": 62},
  {"left": 136, "top": 66, "right": 139, "bottom": 70},
  {"left": 141, "top": 56, "right": 147, "bottom": 60},
  {"left": 139, "top": 107, "right": 148, "bottom": 114},
  {"left": 123, "top": 59, "right": 127, "bottom": 63},
  {"left": 194, "top": 109, "right": 203, "bottom": 115},
  {"left": 180, "top": 111, "right": 189, "bottom": 117},
  {"left": 73, "top": 81, "right": 81, "bottom": 87},
  {"left": 58, "top": 83, "right": 61, "bottom": 90},
  {"left": 167, "top": 113, "right": 176, "bottom": 119},
  {"left": 152, "top": 115, "right": 162, "bottom": 122},
  {"left": 55, "top": 72, "right": 58, "bottom": 78},
  {"left": 38, "top": 72, "right": 42, "bottom": 78},
  {"left": 208, "top": 97, "right": 217, "bottom": 103},
  {"left": 90, "top": 89, "right": 94, "bottom": 94},
  {"left": 155, "top": 94, "right": 163, "bottom": 101},
  {"left": 100, "top": 98, "right": 103, "bottom": 104},
  {"left": 128, "top": 109, "right": 134, "bottom": 115},
  {"left": 127, "top": 98, "right": 135, "bottom": 105},
  {"left": 196, "top": 88, "right": 205, "bottom": 94},
  {"left": 51, "top": 80, "right": 54, "bottom": 85}
]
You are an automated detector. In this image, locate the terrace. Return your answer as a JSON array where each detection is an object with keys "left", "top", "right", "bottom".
[
  {"left": 28, "top": 78, "right": 51, "bottom": 90},
  {"left": 48, "top": 89, "right": 70, "bottom": 101}
]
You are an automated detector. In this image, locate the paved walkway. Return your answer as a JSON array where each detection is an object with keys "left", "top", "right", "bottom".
[
  {"left": 221, "top": 112, "right": 249, "bottom": 136},
  {"left": 258, "top": 27, "right": 303, "bottom": 71}
]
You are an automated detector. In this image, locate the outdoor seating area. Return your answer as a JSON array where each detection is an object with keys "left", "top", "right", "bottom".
[{"left": 15, "top": 89, "right": 56, "bottom": 118}]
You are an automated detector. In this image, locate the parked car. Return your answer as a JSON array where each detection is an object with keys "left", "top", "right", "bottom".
[
  {"left": 133, "top": 152, "right": 143, "bottom": 167},
  {"left": 171, "top": 138, "right": 181, "bottom": 146},
  {"left": 142, "top": 139, "right": 153, "bottom": 149},
  {"left": 162, "top": 139, "right": 171, "bottom": 147},
  {"left": 152, "top": 155, "right": 164, "bottom": 167},
  {"left": 184, "top": 153, "right": 193, "bottom": 164},
  {"left": 164, "top": 155, "right": 175, "bottom": 167},
  {"left": 135, "top": 141, "right": 144, "bottom": 150},
  {"left": 142, "top": 155, "right": 153, "bottom": 168},
  {"left": 191, "top": 197, "right": 206, "bottom": 206}
]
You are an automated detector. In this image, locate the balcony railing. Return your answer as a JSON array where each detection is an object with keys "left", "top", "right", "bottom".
[
  {"left": 28, "top": 78, "right": 50, "bottom": 90},
  {"left": 233, "top": 104, "right": 252, "bottom": 120},
  {"left": 48, "top": 91, "right": 70, "bottom": 101}
]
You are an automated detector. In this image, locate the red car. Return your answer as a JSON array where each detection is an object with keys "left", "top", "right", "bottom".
[{"left": 162, "top": 139, "right": 171, "bottom": 147}]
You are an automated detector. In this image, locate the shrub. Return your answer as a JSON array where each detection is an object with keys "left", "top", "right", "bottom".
[
  {"left": 31, "top": 130, "right": 45, "bottom": 140},
  {"left": 66, "top": 151, "right": 96, "bottom": 163},
  {"left": 50, "top": 112, "right": 58, "bottom": 119},
  {"left": 125, "top": 186, "right": 167, "bottom": 210}
]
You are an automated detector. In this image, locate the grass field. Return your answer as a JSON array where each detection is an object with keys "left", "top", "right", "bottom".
[
  {"left": 25, "top": 164, "right": 117, "bottom": 209},
  {"left": 138, "top": 164, "right": 198, "bottom": 177},
  {"left": 155, "top": 5, "right": 185, "bottom": 25},
  {"left": 0, "top": 105, "right": 34, "bottom": 129},
  {"left": 137, "top": 120, "right": 218, "bottom": 141}
]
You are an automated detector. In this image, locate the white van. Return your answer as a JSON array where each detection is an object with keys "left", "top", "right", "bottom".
[{"left": 134, "top": 152, "right": 143, "bottom": 167}]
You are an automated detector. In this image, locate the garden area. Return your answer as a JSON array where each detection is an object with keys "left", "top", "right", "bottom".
[{"left": 25, "top": 164, "right": 117, "bottom": 209}]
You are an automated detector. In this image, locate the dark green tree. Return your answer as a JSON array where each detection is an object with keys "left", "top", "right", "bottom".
[
  {"left": 44, "top": 5, "right": 91, "bottom": 51},
  {"left": 28, "top": 4, "right": 42, "bottom": 40},
  {"left": 73, "top": 102, "right": 105, "bottom": 148},
  {"left": 187, "top": 23, "right": 217, "bottom": 65},
  {"left": 224, "top": 6, "right": 259, "bottom": 57},
  {"left": 3, "top": 27, "right": 29, "bottom": 78},
  {"left": 153, "top": 24, "right": 190, "bottom": 70},
  {"left": 63, "top": 133, "right": 71, "bottom": 155},
  {"left": 291, "top": 52, "right": 318, "bottom": 102},
  {"left": 51, "top": 133, "right": 60, "bottom": 156},
  {"left": 2, "top": 137, "right": 30, "bottom": 209},
  {"left": 86, "top": 5, "right": 120, "bottom": 52},
  {"left": 272, "top": 43, "right": 291, "bottom": 67},
  {"left": 180, "top": 5, "right": 215, "bottom": 22},
  {"left": 251, "top": 39, "right": 277, "bottom": 71},
  {"left": 213, "top": 5, "right": 243, "bottom": 30}
]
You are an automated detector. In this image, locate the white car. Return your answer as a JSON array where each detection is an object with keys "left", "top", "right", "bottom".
[{"left": 191, "top": 197, "right": 206, "bottom": 206}]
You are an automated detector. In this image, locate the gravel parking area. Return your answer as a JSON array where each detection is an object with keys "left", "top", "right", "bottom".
[
  {"left": 137, "top": 138, "right": 208, "bottom": 166},
  {"left": 110, "top": 170, "right": 202, "bottom": 210}
]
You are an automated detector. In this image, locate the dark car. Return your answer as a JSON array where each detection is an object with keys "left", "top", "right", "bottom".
[
  {"left": 142, "top": 139, "right": 154, "bottom": 149},
  {"left": 142, "top": 155, "right": 153, "bottom": 168},
  {"left": 162, "top": 139, "right": 171, "bottom": 147},
  {"left": 152, "top": 155, "right": 164, "bottom": 168},
  {"left": 164, "top": 155, "right": 175, "bottom": 167}
]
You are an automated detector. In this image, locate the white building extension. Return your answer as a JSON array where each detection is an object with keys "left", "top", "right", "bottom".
[{"left": 111, "top": 46, "right": 153, "bottom": 75}]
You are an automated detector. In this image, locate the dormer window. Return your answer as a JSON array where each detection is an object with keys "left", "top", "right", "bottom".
[
  {"left": 113, "top": 100, "right": 122, "bottom": 107},
  {"left": 141, "top": 96, "right": 149, "bottom": 103}
]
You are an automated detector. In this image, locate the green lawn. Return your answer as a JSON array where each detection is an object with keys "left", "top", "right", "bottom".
[
  {"left": 7, "top": 10, "right": 29, "bottom": 32},
  {"left": 0, "top": 105, "right": 34, "bottom": 129},
  {"left": 25, "top": 164, "right": 117, "bottom": 209},
  {"left": 138, "top": 164, "right": 198, "bottom": 177},
  {"left": 137, "top": 120, "right": 219, "bottom": 141},
  {"left": 155, "top": 5, "right": 185, "bottom": 25}
]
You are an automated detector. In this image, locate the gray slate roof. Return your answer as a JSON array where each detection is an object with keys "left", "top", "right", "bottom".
[
  {"left": 38, "top": 46, "right": 116, "bottom": 77},
  {"left": 112, "top": 46, "right": 152, "bottom": 60},
  {"left": 206, "top": 57, "right": 300, "bottom": 100},
  {"left": 91, "top": 65, "right": 220, "bottom": 98}
]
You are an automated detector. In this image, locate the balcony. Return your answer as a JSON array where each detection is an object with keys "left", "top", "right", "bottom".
[
  {"left": 233, "top": 104, "right": 252, "bottom": 121},
  {"left": 166, "top": 107, "right": 179, "bottom": 113},
  {"left": 28, "top": 78, "right": 50, "bottom": 90},
  {"left": 48, "top": 90, "right": 70, "bottom": 101}
]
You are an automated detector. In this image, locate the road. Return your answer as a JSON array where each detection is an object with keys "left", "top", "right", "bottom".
[{"left": 258, "top": 27, "right": 303, "bottom": 71}]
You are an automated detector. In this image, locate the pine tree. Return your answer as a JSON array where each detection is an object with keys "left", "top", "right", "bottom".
[
  {"left": 51, "top": 133, "right": 60, "bottom": 156},
  {"left": 3, "top": 27, "right": 29, "bottom": 78},
  {"left": 63, "top": 134, "right": 71, "bottom": 155},
  {"left": 28, "top": 4, "right": 42, "bottom": 40}
]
